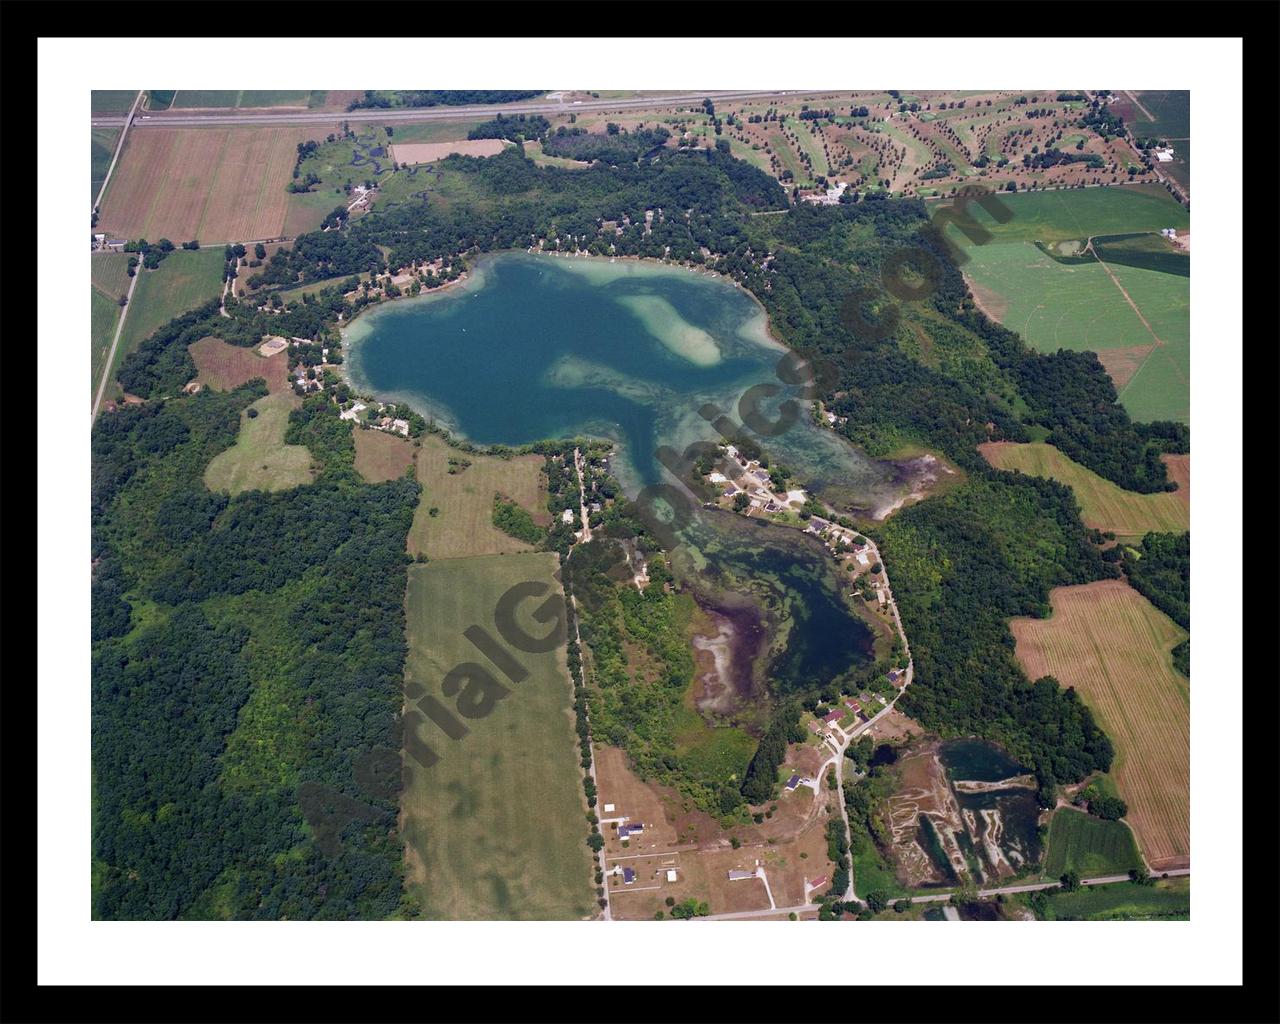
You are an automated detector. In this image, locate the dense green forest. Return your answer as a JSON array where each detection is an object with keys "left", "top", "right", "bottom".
[
  {"left": 92, "top": 385, "right": 420, "bottom": 919},
  {"left": 1118, "top": 531, "right": 1190, "bottom": 629},
  {"left": 873, "top": 474, "right": 1118, "bottom": 799},
  {"left": 96, "top": 129, "right": 1189, "bottom": 914}
]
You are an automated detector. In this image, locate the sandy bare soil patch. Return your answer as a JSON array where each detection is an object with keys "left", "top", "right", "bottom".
[{"left": 390, "top": 140, "right": 507, "bottom": 164}]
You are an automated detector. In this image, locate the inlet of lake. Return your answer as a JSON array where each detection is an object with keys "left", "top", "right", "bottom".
[{"left": 345, "top": 252, "right": 921, "bottom": 698}]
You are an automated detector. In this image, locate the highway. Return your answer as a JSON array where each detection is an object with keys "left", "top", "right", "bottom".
[{"left": 90, "top": 89, "right": 811, "bottom": 129}]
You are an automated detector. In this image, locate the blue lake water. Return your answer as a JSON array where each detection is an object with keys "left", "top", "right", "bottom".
[{"left": 345, "top": 251, "right": 903, "bottom": 504}]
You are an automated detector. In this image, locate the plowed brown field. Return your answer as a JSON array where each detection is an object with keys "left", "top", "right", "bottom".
[
  {"left": 1012, "top": 579, "right": 1189, "bottom": 871},
  {"left": 98, "top": 126, "right": 339, "bottom": 242}
]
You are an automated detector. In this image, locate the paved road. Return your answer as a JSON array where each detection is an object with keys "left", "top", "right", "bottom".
[
  {"left": 698, "top": 902, "right": 818, "bottom": 922},
  {"left": 90, "top": 90, "right": 810, "bottom": 129}
]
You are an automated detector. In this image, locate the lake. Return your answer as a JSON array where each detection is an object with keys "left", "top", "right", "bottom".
[
  {"left": 345, "top": 252, "right": 906, "bottom": 505},
  {"left": 345, "top": 252, "right": 887, "bottom": 695}
]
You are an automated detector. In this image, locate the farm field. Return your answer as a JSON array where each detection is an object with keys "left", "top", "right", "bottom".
[
  {"left": 1042, "top": 808, "right": 1142, "bottom": 879},
  {"left": 407, "top": 434, "right": 548, "bottom": 560},
  {"left": 1105, "top": 260, "right": 1190, "bottom": 424},
  {"left": 946, "top": 184, "right": 1188, "bottom": 244},
  {"left": 188, "top": 335, "right": 290, "bottom": 393},
  {"left": 91, "top": 252, "right": 133, "bottom": 298},
  {"left": 978, "top": 442, "right": 1188, "bottom": 540},
  {"left": 91, "top": 90, "right": 138, "bottom": 114},
  {"left": 353, "top": 427, "right": 416, "bottom": 483},
  {"left": 401, "top": 553, "right": 596, "bottom": 920},
  {"left": 1033, "top": 876, "right": 1189, "bottom": 921},
  {"left": 203, "top": 391, "right": 314, "bottom": 495},
  {"left": 106, "top": 249, "right": 226, "bottom": 399},
  {"left": 91, "top": 127, "right": 121, "bottom": 203},
  {"left": 97, "top": 126, "right": 341, "bottom": 242},
  {"left": 168, "top": 90, "right": 317, "bottom": 109},
  {"left": 1012, "top": 579, "right": 1189, "bottom": 872},
  {"left": 948, "top": 186, "right": 1189, "bottom": 423}
]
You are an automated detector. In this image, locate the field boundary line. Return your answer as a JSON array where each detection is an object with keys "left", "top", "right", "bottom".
[{"left": 93, "top": 90, "right": 143, "bottom": 212}]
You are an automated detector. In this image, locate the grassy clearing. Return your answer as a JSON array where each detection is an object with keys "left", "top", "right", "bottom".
[
  {"left": 1012, "top": 580, "right": 1189, "bottom": 871},
  {"left": 203, "top": 392, "right": 315, "bottom": 495},
  {"left": 110, "top": 249, "right": 226, "bottom": 397},
  {"left": 353, "top": 427, "right": 416, "bottom": 483},
  {"left": 407, "top": 434, "right": 547, "bottom": 559},
  {"left": 979, "top": 442, "right": 1188, "bottom": 539},
  {"left": 91, "top": 289, "right": 123, "bottom": 401},
  {"left": 1034, "top": 876, "right": 1189, "bottom": 920},
  {"left": 1042, "top": 809, "right": 1142, "bottom": 878},
  {"left": 401, "top": 553, "right": 596, "bottom": 919}
]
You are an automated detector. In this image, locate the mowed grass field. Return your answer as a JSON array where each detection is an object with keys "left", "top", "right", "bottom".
[
  {"left": 979, "top": 442, "right": 1189, "bottom": 540},
  {"left": 91, "top": 127, "right": 121, "bottom": 203},
  {"left": 1035, "top": 876, "right": 1189, "bottom": 921},
  {"left": 91, "top": 289, "right": 123, "bottom": 401},
  {"left": 109, "top": 249, "right": 226, "bottom": 397},
  {"left": 407, "top": 435, "right": 548, "bottom": 559},
  {"left": 90, "top": 253, "right": 133, "bottom": 400},
  {"left": 91, "top": 90, "right": 138, "bottom": 114},
  {"left": 203, "top": 392, "right": 315, "bottom": 495},
  {"left": 97, "top": 125, "right": 341, "bottom": 242},
  {"left": 353, "top": 428, "right": 416, "bottom": 483},
  {"left": 1012, "top": 580, "right": 1189, "bottom": 871},
  {"left": 401, "top": 553, "right": 596, "bottom": 919},
  {"left": 1042, "top": 808, "right": 1142, "bottom": 879}
]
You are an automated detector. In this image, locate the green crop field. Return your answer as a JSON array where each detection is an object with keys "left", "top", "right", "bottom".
[
  {"left": 91, "top": 127, "right": 121, "bottom": 202},
  {"left": 980, "top": 442, "right": 1188, "bottom": 539},
  {"left": 945, "top": 186, "right": 1190, "bottom": 423},
  {"left": 203, "top": 392, "right": 315, "bottom": 495},
  {"left": 945, "top": 184, "right": 1188, "bottom": 244},
  {"left": 401, "top": 552, "right": 597, "bottom": 919},
  {"left": 1042, "top": 809, "right": 1142, "bottom": 879},
  {"left": 91, "top": 90, "right": 138, "bottom": 114},
  {"left": 170, "top": 90, "right": 315, "bottom": 109},
  {"left": 1127, "top": 91, "right": 1190, "bottom": 140},
  {"left": 109, "top": 249, "right": 226, "bottom": 397},
  {"left": 1034, "top": 876, "right": 1189, "bottom": 921}
]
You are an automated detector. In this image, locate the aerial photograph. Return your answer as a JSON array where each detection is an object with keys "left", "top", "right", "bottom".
[{"left": 83, "top": 84, "right": 1198, "bottom": 928}]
